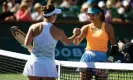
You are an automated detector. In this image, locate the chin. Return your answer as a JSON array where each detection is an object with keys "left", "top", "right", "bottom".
[
  {"left": 52, "top": 19, "right": 56, "bottom": 23},
  {"left": 52, "top": 21, "right": 55, "bottom": 23}
]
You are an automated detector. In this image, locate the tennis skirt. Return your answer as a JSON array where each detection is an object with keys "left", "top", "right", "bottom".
[
  {"left": 23, "top": 55, "right": 58, "bottom": 78},
  {"left": 79, "top": 50, "right": 108, "bottom": 76}
]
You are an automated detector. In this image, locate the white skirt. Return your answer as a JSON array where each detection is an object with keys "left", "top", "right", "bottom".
[{"left": 23, "top": 56, "right": 58, "bottom": 78}]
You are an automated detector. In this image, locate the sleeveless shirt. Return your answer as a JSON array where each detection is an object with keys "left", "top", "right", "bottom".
[
  {"left": 85, "top": 22, "right": 108, "bottom": 52},
  {"left": 32, "top": 22, "right": 57, "bottom": 59}
]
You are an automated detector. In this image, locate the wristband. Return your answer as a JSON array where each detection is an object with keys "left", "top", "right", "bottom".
[{"left": 108, "top": 56, "right": 114, "bottom": 62}]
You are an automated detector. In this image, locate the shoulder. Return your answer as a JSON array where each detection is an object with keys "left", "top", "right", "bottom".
[
  {"left": 80, "top": 23, "right": 91, "bottom": 35},
  {"left": 30, "top": 22, "right": 43, "bottom": 30},
  {"left": 81, "top": 23, "right": 92, "bottom": 33},
  {"left": 52, "top": 25, "right": 64, "bottom": 34},
  {"left": 104, "top": 22, "right": 114, "bottom": 32},
  {"left": 50, "top": 25, "right": 64, "bottom": 39},
  {"left": 81, "top": 23, "right": 91, "bottom": 30},
  {"left": 29, "top": 22, "right": 43, "bottom": 37},
  {"left": 105, "top": 22, "right": 113, "bottom": 28}
]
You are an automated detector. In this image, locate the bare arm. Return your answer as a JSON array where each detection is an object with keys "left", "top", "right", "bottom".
[
  {"left": 24, "top": 25, "right": 34, "bottom": 52},
  {"left": 107, "top": 24, "right": 118, "bottom": 58},
  {"left": 58, "top": 29, "right": 80, "bottom": 46},
  {"left": 25, "top": 23, "right": 42, "bottom": 45},
  {"left": 73, "top": 25, "right": 88, "bottom": 45},
  {"left": 108, "top": 24, "right": 116, "bottom": 46}
]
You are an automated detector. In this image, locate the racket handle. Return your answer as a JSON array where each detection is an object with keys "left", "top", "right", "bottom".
[{"left": 21, "top": 45, "right": 27, "bottom": 49}]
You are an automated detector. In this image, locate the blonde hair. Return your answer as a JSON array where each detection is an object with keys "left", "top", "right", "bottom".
[
  {"left": 20, "top": 2, "right": 29, "bottom": 8},
  {"left": 34, "top": 3, "right": 41, "bottom": 9}
]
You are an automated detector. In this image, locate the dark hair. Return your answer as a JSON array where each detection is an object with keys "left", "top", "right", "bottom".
[
  {"left": 94, "top": 6, "right": 105, "bottom": 22},
  {"left": 41, "top": 4, "right": 55, "bottom": 14}
]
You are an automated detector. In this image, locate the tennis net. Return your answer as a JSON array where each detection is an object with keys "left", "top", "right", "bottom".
[{"left": 0, "top": 49, "right": 133, "bottom": 80}]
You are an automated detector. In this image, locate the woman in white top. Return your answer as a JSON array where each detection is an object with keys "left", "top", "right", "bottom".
[{"left": 23, "top": 4, "right": 81, "bottom": 80}]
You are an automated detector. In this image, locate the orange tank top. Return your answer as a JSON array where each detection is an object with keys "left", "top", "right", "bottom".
[{"left": 85, "top": 22, "right": 108, "bottom": 52}]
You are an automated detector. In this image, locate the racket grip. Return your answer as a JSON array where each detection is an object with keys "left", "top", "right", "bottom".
[{"left": 21, "top": 45, "right": 27, "bottom": 49}]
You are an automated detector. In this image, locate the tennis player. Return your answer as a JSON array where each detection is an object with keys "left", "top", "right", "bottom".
[
  {"left": 23, "top": 4, "right": 81, "bottom": 80},
  {"left": 73, "top": 6, "right": 116, "bottom": 80}
]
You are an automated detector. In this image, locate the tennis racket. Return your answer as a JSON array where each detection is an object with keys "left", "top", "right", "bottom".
[{"left": 10, "top": 26, "right": 32, "bottom": 49}]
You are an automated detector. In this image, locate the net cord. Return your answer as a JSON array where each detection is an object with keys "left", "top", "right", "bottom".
[{"left": 0, "top": 49, "right": 133, "bottom": 70}]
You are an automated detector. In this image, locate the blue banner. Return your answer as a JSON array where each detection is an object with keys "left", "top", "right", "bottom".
[{"left": 55, "top": 41, "right": 86, "bottom": 61}]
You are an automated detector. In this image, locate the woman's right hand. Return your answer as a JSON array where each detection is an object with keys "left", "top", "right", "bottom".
[{"left": 73, "top": 28, "right": 81, "bottom": 36}]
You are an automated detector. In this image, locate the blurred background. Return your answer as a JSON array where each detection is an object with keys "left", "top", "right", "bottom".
[{"left": 0, "top": 0, "right": 133, "bottom": 61}]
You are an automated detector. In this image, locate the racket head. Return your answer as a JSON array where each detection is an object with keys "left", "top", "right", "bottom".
[{"left": 10, "top": 26, "right": 26, "bottom": 46}]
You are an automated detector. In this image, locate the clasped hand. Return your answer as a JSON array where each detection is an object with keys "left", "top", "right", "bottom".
[{"left": 73, "top": 28, "right": 81, "bottom": 36}]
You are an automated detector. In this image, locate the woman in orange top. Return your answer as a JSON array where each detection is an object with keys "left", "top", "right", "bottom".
[{"left": 73, "top": 6, "right": 116, "bottom": 80}]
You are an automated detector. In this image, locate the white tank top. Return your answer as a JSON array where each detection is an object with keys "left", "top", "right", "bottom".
[{"left": 32, "top": 22, "right": 57, "bottom": 59}]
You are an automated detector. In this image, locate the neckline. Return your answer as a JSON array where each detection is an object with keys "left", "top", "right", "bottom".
[
  {"left": 91, "top": 22, "right": 103, "bottom": 29},
  {"left": 90, "top": 22, "right": 104, "bottom": 32}
]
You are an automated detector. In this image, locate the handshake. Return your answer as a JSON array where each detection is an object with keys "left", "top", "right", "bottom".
[{"left": 73, "top": 28, "right": 81, "bottom": 36}]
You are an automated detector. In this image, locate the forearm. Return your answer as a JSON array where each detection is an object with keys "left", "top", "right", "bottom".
[
  {"left": 110, "top": 38, "right": 116, "bottom": 46},
  {"left": 24, "top": 28, "right": 33, "bottom": 52},
  {"left": 66, "top": 34, "right": 78, "bottom": 45},
  {"left": 73, "top": 37, "right": 80, "bottom": 45},
  {"left": 26, "top": 45, "right": 33, "bottom": 53},
  {"left": 25, "top": 39, "right": 33, "bottom": 52},
  {"left": 110, "top": 39, "right": 118, "bottom": 56},
  {"left": 24, "top": 38, "right": 32, "bottom": 46}
]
